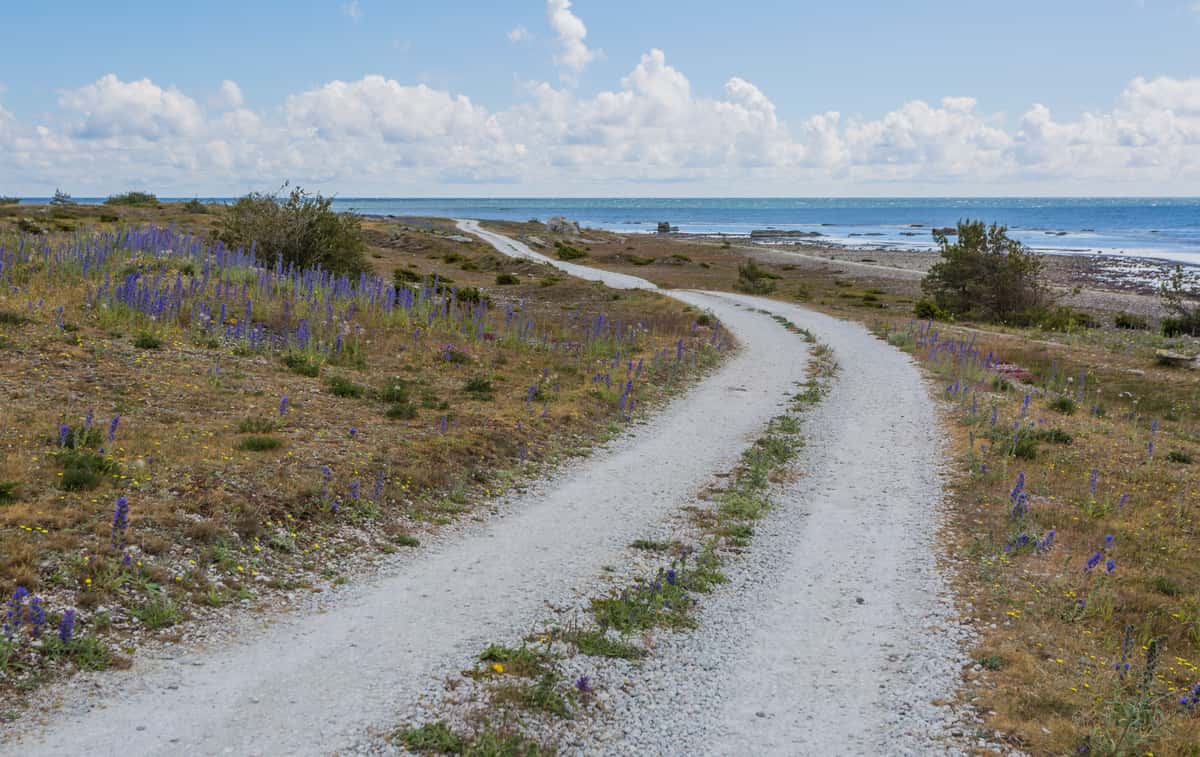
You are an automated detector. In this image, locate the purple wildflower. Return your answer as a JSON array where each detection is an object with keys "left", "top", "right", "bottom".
[
  {"left": 575, "top": 675, "right": 592, "bottom": 694},
  {"left": 29, "top": 596, "right": 45, "bottom": 637},
  {"left": 279, "top": 396, "right": 289, "bottom": 416},
  {"left": 107, "top": 414, "right": 121, "bottom": 443},
  {"left": 1106, "top": 559, "right": 1116, "bottom": 574},
  {"left": 58, "top": 424, "right": 70, "bottom": 448},
  {"left": 112, "top": 496, "right": 130, "bottom": 548},
  {"left": 58, "top": 608, "right": 76, "bottom": 643}
]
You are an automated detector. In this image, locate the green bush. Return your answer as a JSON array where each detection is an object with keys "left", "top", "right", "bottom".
[
  {"left": 283, "top": 352, "right": 320, "bottom": 377},
  {"left": 1159, "top": 265, "right": 1200, "bottom": 336},
  {"left": 385, "top": 402, "right": 418, "bottom": 420},
  {"left": 237, "top": 436, "right": 281, "bottom": 451},
  {"left": 104, "top": 191, "right": 158, "bottom": 206},
  {"left": 464, "top": 377, "right": 494, "bottom": 400},
  {"left": 218, "top": 185, "right": 368, "bottom": 276},
  {"left": 495, "top": 272, "right": 520, "bottom": 285},
  {"left": 394, "top": 268, "right": 422, "bottom": 285},
  {"left": 183, "top": 197, "right": 209, "bottom": 214},
  {"left": 734, "top": 260, "right": 777, "bottom": 295},
  {"left": 1047, "top": 396, "right": 1076, "bottom": 415},
  {"left": 554, "top": 241, "right": 587, "bottom": 260},
  {"left": 134, "top": 332, "right": 163, "bottom": 349},
  {"left": 0, "top": 481, "right": 17, "bottom": 503},
  {"left": 58, "top": 450, "right": 119, "bottom": 491},
  {"left": 0, "top": 196, "right": 20, "bottom": 205},
  {"left": 921, "top": 220, "right": 1047, "bottom": 323},
  {"left": 913, "top": 298, "right": 949, "bottom": 320},
  {"left": 1166, "top": 450, "right": 1193, "bottom": 464},
  {"left": 380, "top": 379, "right": 410, "bottom": 403},
  {"left": 326, "top": 375, "right": 365, "bottom": 398},
  {"left": 1114, "top": 311, "right": 1149, "bottom": 330}
]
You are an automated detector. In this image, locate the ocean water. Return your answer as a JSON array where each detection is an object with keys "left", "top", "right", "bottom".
[
  {"left": 22, "top": 197, "right": 1200, "bottom": 265},
  {"left": 328, "top": 197, "right": 1200, "bottom": 265}
]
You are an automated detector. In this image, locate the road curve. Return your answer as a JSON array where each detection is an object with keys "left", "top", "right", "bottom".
[
  {"left": 461, "top": 221, "right": 964, "bottom": 756},
  {"left": 11, "top": 235, "right": 810, "bottom": 757}
]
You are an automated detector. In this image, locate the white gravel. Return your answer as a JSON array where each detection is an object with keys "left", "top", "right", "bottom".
[
  {"left": 9, "top": 223, "right": 969, "bottom": 757},
  {"left": 9, "top": 244, "right": 809, "bottom": 757},
  {"left": 568, "top": 292, "right": 975, "bottom": 756}
]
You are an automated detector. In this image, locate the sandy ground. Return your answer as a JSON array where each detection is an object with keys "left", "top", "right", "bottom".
[{"left": 9, "top": 224, "right": 961, "bottom": 757}]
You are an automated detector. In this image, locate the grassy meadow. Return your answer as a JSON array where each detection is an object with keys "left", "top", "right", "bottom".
[{"left": 0, "top": 201, "right": 729, "bottom": 701}]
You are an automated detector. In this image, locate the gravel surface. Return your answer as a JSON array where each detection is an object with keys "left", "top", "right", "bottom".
[
  {"left": 11, "top": 223, "right": 969, "bottom": 756},
  {"left": 10, "top": 244, "right": 809, "bottom": 756},
  {"left": 570, "top": 292, "right": 975, "bottom": 756}
]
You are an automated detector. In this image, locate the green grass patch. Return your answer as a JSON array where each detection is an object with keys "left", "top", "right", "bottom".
[{"left": 236, "top": 435, "right": 281, "bottom": 452}]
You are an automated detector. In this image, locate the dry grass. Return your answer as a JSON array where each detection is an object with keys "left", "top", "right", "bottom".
[{"left": 0, "top": 205, "right": 729, "bottom": 699}]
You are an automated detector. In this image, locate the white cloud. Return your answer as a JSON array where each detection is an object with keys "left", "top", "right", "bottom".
[
  {"left": 209, "top": 80, "right": 244, "bottom": 110},
  {"left": 341, "top": 0, "right": 361, "bottom": 22},
  {"left": 546, "top": 0, "right": 596, "bottom": 81},
  {"left": 3, "top": 62, "right": 1200, "bottom": 194},
  {"left": 58, "top": 74, "right": 204, "bottom": 140},
  {"left": 508, "top": 25, "right": 532, "bottom": 43}
]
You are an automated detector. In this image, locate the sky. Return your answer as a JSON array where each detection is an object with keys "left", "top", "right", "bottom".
[{"left": 1, "top": 0, "right": 1198, "bottom": 196}]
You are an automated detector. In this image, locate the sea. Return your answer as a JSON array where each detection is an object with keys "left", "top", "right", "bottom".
[{"left": 22, "top": 197, "right": 1200, "bottom": 266}]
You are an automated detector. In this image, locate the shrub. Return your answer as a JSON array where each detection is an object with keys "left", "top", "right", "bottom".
[
  {"left": 131, "top": 595, "right": 182, "bottom": 629},
  {"left": 913, "top": 298, "right": 949, "bottom": 320},
  {"left": 237, "top": 436, "right": 281, "bottom": 451},
  {"left": 1047, "top": 396, "right": 1076, "bottom": 415},
  {"left": 237, "top": 418, "right": 278, "bottom": 434},
  {"left": 0, "top": 196, "right": 20, "bottom": 205},
  {"left": 0, "top": 481, "right": 16, "bottom": 503},
  {"left": 183, "top": 197, "right": 209, "bottom": 214},
  {"left": 218, "top": 185, "right": 368, "bottom": 276},
  {"left": 394, "top": 268, "right": 422, "bottom": 285},
  {"left": 921, "top": 220, "right": 1047, "bottom": 323},
  {"left": 464, "top": 377, "right": 494, "bottom": 400},
  {"left": 1166, "top": 450, "right": 1193, "bottom": 464},
  {"left": 104, "top": 191, "right": 158, "bottom": 206},
  {"left": 1114, "top": 311, "right": 1149, "bottom": 330},
  {"left": 283, "top": 352, "right": 320, "bottom": 377},
  {"left": 495, "top": 272, "right": 520, "bottom": 285},
  {"left": 455, "top": 287, "right": 489, "bottom": 305},
  {"left": 133, "top": 332, "right": 163, "bottom": 349},
  {"left": 380, "top": 379, "right": 410, "bottom": 403},
  {"left": 735, "top": 260, "right": 777, "bottom": 295},
  {"left": 554, "top": 241, "right": 587, "bottom": 260},
  {"left": 326, "top": 375, "right": 365, "bottom": 398},
  {"left": 1159, "top": 265, "right": 1200, "bottom": 336},
  {"left": 385, "top": 402, "right": 418, "bottom": 419},
  {"left": 58, "top": 450, "right": 119, "bottom": 491},
  {"left": 15, "top": 217, "right": 45, "bottom": 235},
  {"left": 49, "top": 189, "right": 73, "bottom": 206}
]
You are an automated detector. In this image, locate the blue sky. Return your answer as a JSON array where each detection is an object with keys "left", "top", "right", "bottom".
[{"left": 1, "top": 0, "right": 1198, "bottom": 195}]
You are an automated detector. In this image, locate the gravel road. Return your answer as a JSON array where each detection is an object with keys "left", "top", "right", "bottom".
[{"left": 10, "top": 223, "right": 963, "bottom": 757}]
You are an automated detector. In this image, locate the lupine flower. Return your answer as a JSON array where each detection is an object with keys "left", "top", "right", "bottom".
[
  {"left": 1085, "top": 552, "right": 1104, "bottom": 573},
  {"left": 1106, "top": 559, "right": 1116, "bottom": 574},
  {"left": 29, "top": 596, "right": 45, "bottom": 637},
  {"left": 58, "top": 608, "right": 76, "bottom": 643},
  {"left": 112, "top": 496, "right": 130, "bottom": 548},
  {"left": 1088, "top": 468, "right": 1099, "bottom": 496},
  {"left": 349, "top": 427, "right": 357, "bottom": 438},
  {"left": 279, "top": 396, "right": 289, "bottom": 417},
  {"left": 440, "top": 416, "right": 448, "bottom": 434},
  {"left": 349, "top": 482, "right": 360, "bottom": 500},
  {"left": 665, "top": 569, "right": 677, "bottom": 586},
  {"left": 4, "top": 587, "right": 28, "bottom": 638},
  {"left": 1118, "top": 494, "right": 1128, "bottom": 509},
  {"left": 107, "top": 414, "right": 121, "bottom": 443},
  {"left": 58, "top": 424, "right": 70, "bottom": 447},
  {"left": 1104, "top": 534, "right": 1115, "bottom": 549},
  {"left": 372, "top": 472, "right": 386, "bottom": 501},
  {"left": 575, "top": 675, "right": 592, "bottom": 694}
]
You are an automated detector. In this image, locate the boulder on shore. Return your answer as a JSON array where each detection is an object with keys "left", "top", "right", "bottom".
[
  {"left": 657, "top": 221, "right": 672, "bottom": 233},
  {"left": 547, "top": 216, "right": 581, "bottom": 235}
]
